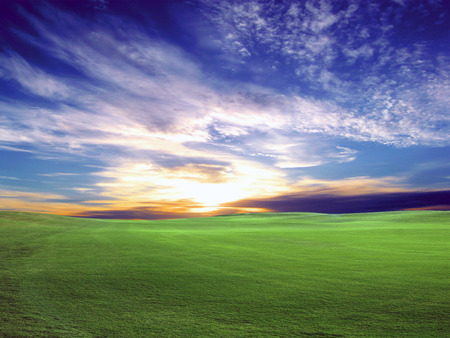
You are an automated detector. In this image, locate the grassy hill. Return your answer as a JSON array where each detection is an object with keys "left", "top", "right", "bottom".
[{"left": 0, "top": 211, "right": 448, "bottom": 336}]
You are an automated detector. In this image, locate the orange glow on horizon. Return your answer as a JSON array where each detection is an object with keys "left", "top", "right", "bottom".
[{"left": 0, "top": 175, "right": 420, "bottom": 219}]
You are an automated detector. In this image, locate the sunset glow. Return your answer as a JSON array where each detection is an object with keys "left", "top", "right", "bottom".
[{"left": 0, "top": 0, "right": 449, "bottom": 219}]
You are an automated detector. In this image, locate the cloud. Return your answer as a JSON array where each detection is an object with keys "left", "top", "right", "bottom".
[
  {"left": 199, "top": 0, "right": 449, "bottom": 145},
  {"left": 89, "top": 158, "right": 290, "bottom": 210},
  {"left": 0, "top": 145, "right": 33, "bottom": 153},
  {"left": 225, "top": 189, "right": 450, "bottom": 214},
  {"left": 0, "top": 51, "right": 70, "bottom": 98},
  {"left": 77, "top": 208, "right": 185, "bottom": 220},
  {"left": 0, "top": 2, "right": 448, "bottom": 218},
  {"left": 0, "top": 176, "right": 22, "bottom": 181},
  {"left": 1, "top": 2, "right": 447, "bottom": 164},
  {"left": 38, "top": 172, "right": 80, "bottom": 177},
  {"left": 0, "top": 188, "right": 83, "bottom": 214},
  {"left": 0, "top": 189, "right": 65, "bottom": 200},
  {"left": 60, "top": 187, "right": 94, "bottom": 193}
]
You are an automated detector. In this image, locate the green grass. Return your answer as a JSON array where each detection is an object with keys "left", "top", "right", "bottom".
[{"left": 0, "top": 211, "right": 449, "bottom": 337}]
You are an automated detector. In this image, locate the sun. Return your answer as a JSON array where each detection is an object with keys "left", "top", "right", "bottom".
[
  {"left": 173, "top": 181, "right": 248, "bottom": 207},
  {"left": 106, "top": 161, "right": 289, "bottom": 214}
]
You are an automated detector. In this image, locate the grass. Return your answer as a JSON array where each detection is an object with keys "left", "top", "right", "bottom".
[{"left": 0, "top": 211, "right": 449, "bottom": 337}]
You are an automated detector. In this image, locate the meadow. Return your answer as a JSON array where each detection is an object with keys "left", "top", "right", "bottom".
[{"left": 0, "top": 211, "right": 448, "bottom": 337}]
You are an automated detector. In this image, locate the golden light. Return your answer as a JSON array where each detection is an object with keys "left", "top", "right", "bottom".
[{"left": 94, "top": 159, "right": 291, "bottom": 214}]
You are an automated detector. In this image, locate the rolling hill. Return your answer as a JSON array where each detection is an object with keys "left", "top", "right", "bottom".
[{"left": 0, "top": 211, "right": 448, "bottom": 336}]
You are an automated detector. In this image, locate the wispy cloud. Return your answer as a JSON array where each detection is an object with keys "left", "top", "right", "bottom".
[
  {"left": 0, "top": 2, "right": 446, "bottom": 160},
  {"left": 0, "top": 189, "right": 65, "bottom": 200},
  {"left": 0, "top": 51, "right": 70, "bottom": 98},
  {"left": 0, "top": 145, "right": 33, "bottom": 153},
  {"left": 38, "top": 172, "right": 80, "bottom": 177},
  {"left": 199, "top": 0, "right": 449, "bottom": 145},
  {"left": 0, "top": 176, "right": 22, "bottom": 181},
  {"left": 0, "top": 1, "right": 448, "bottom": 217},
  {"left": 0, "top": 188, "right": 99, "bottom": 214},
  {"left": 60, "top": 187, "right": 94, "bottom": 193}
]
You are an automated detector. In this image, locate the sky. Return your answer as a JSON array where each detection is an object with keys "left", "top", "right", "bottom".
[{"left": 0, "top": 0, "right": 449, "bottom": 219}]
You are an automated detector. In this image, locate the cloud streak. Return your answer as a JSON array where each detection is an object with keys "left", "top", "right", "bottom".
[
  {"left": 226, "top": 190, "right": 450, "bottom": 214},
  {"left": 0, "top": 1, "right": 448, "bottom": 217}
]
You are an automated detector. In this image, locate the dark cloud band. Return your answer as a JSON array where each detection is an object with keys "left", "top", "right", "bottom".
[{"left": 226, "top": 190, "right": 450, "bottom": 214}]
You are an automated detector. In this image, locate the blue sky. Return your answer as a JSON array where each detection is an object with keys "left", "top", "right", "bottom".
[{"left": 0, "top": 0, "right": 449, "bottom": 219}]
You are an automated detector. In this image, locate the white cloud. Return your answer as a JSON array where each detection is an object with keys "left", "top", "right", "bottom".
[
  {"left": 0, "top": 176, "right": 21, "bottom": 181},
  {"left": 0, "top": 2, "right": 448, "bottom": 213},
  {"left": 199, "top": 0, "right": 449, "bottom": 140},
  {"left": 0, "top": 52, "right": 70, "bottom": 98},
  {"left": 37, "top": 173, "right": 80, "bottom": 177}
]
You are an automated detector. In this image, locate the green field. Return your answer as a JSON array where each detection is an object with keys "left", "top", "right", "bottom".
[{"left": 0, "top": 211, "right": 449, "bottom": 337}]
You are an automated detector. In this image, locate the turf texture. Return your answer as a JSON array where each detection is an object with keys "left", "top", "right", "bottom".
[{"left": 0, "top": 211, "right": 449, "bottom": 336}]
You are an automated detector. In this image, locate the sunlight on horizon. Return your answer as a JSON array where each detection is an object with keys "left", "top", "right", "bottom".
[
  {"left": 0, "top": 0, "right": 448, "bottom": 218},
  {"left": 104, "top": 161, "right": 291, "bottom": 213}
]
